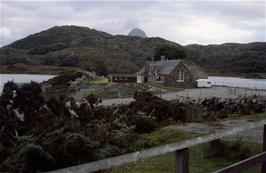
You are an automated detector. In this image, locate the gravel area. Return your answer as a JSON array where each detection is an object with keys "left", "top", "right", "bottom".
[{"left": 100, "top": 86, "right": 266, "bottom": 106}]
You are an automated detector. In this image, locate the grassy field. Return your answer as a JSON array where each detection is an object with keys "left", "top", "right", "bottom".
[
  {"left": 111, "top": 125, "right": 262, "bottom": 173},
  {"left": 238, "top": 113, "right": 266, "bottom": 121},
  {"left": 93, "top": 83, "right": 183, "bottom": 99},
  {"left": 224, "top": 113, "right": 266, "bottom": 121},
  {"left": 89, "top": 76, "right": 109, "bottom": 84},
  {"left": 111, "top": 143, "right": 261, "bottom": 173},
  {"left": 93, "top": 83, "right": 149, "bottom": 99},
  {"left": 150, "top": 84, "right": 184, "bottom": 92}
]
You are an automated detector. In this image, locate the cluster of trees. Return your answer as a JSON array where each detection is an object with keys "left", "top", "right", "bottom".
[
  {"left": 153, "top": 44, "right": 187, "bottom": 60},
  {"left": 46, "top": 70, "right": 84, "bottom": 86},
  {"left": 0, "top": 81, "right": 265, "bottom": 172}
]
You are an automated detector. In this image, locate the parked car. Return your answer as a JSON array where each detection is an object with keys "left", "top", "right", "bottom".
[{"left": 196, "top": 79, "right": 213, "bottom": 88}]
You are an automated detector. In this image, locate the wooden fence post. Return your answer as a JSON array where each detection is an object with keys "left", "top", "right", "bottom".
[
  {"left": 262, "top": 125, "right": 266, "bottom": 173},
  {"left": 175, "top": 148, "right": 189, "bottom": 173}
]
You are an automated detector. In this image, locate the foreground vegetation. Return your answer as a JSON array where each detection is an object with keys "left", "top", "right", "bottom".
[
  {"left": 0, "top": 81, "right": 265, "bottom": 172},
  {"left": 112, "top": 140, "right": 261, "bottom": 173}
]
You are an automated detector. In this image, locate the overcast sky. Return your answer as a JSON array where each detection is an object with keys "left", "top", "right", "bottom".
[{"left": 1, "top": 0, "right": 265, "bottom": 46}]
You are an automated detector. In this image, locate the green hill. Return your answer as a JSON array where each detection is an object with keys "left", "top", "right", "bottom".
[
  {"left": 186, "top": 42, "right": 266, "bottom": 76},
  {"left": 0, "top": 25, "right": 180, "bottom": 74},
  {"left": 1, "top": 25, "right": 266, "bottom": 76}
]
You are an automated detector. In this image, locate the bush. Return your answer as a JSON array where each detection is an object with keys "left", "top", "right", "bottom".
[
  {"left": 1, "top": 81, "right": 18, "bottom": 101},
  {"left": 93, "top": 145, "right": 120, "bottom": 160},
  {"left": 63, "top": 133, "right": 99, "bottom": 164},
  {"left": 47, "top": 70, "right": 83, "bottom": 86},
  {"left": 0, "top": 144, "right": 9, "bottom": 163},
  {"left": 19, "top": 144, "right": 55, "bottom": 172},
  {"left": 14, "top": 81, "right": 45, "bottom": 115},
  {"left": 130, "top": 112, "right": 158, "bottom": 133}
]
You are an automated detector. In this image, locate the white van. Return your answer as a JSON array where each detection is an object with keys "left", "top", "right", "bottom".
[{"left": 196, "top": 79, "right": 213, "bottom": 88}]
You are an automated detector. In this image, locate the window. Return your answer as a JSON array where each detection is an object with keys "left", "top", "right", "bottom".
[
  {"left": 177, "top": 69, "right": 185, "bottom": 82},
  {"left": 156, "top": 76, "right": 163, "bottom": 83}
]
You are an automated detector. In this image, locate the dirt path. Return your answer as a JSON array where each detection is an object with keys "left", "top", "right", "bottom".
[{"left": 172, "top": 119, "right": 264, "bottom": 144}]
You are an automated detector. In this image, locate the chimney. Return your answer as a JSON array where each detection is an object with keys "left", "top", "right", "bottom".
[{"left": 161, "top": 55, "right": 166, "bottom": 61}]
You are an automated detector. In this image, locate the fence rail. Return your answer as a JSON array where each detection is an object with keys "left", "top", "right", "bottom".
[
  {"left": 214, "top": 152, "right": 266, "bottom": 173},
  {"left": 44, "top": 119, "right": 266, "bottom": 173}
]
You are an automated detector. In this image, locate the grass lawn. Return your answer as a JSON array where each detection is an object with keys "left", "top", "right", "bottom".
[
  {"left": 111, "top": 125, "right": 262, "bottom": 173},
  {"left": 93, "top": 83, "right": 183, "bottom": 99},
  {"left": 93, "top": 83, "right": 150, "bottom": 99},
  {"left": 150, "top": 84, "right": 184, "bottom": 92},
  {"left": 224, "top": 113, "right": 266, "bottom": 121},
  {"left": 238, "top": 113, "right": 266, "bottom": 121},
  {"left": 89, "top": 76, "right": 109, "bottom": 84}
]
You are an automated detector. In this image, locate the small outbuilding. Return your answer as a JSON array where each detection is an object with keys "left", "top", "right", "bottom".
[{"left": 109, "top": 74, "right": 137, "bottom": 83}]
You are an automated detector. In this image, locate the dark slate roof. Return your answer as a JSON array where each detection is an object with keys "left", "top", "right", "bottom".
[
  {"left": 136, "top": 59, "right": 183, "bottom": 75},
  {"left": 147, "top": 59, "right": 181, "bottom": 74},
  {"left": 136, "top": 59, "right": 181, "bottom": 75},
  {"left": 136, "top": 59, "right": 208, "bottom": 80},
  {"left": 135, "top": 67, "right": 146, "bottom": 75},
  {"left": 183, "top": 60, "right": 208, "bottom": 80}
]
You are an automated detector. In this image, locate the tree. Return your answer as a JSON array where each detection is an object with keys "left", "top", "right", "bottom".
[
  {"left": 153, "top": 44, "right": 186, "bottom": 61},
  {"left": 92, "top": 61, "right": 109, "bottom": 76},
  {"left": 1, "top": 81, "right": 18, "bottom": 99},
  {"left": 14, "top": 81, "right": 44, "bottom": 114}
]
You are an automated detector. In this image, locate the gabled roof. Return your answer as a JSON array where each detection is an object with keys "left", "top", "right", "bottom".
[
  {"left": 135, "top": 67, "right": 146, "bottom": 75},
  {"left": 184, "top": 59, "right": 208, "bottom": 80},
  {"left": 136, "top": 59, "right": 182, "bottom": 75},
  {"left": 147, "top": 59, "right": 182, "bottom": 74}
]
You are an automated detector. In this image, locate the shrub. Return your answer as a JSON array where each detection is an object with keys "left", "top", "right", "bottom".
[
  {"left": 0, "top": 144, "right": 9, "bottom": 163},
  {"left": 13, "top": 82, "right": 45, "bottom": 120},
  {"left": 129, "top": 112, "right": 158, "bottom": 133},
  {"left": 47, "top": 70, "right": 83, "bottom": 86},
  {"left": 93, "top": 145, "right": 120, "bottom": 160},
  {"left": 19, "top": 144, "right": 55, "bottom": 172},
  {"left": 1, "top": 81, "right": 18, "bottom": 101},
  {"left": 63, "top": 133, "right": 99, "bottom": 164}
]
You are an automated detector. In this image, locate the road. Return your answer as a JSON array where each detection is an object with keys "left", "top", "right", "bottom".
[{"left": 100, "top": 86, "right": 266, "bottom": 106}]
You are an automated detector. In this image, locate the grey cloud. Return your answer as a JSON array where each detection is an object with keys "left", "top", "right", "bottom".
[{"left": 1, "top": 1, "right": 265, "bottom": 46}]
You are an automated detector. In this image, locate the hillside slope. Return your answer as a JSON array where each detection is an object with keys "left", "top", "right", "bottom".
[
  {"left": 1, "top": 25, "right": 266, "bottom": 75},
  {"left": 186, "top": 42, "right": 266, "bottom": 76},
  {"left": 0, "top": 25, "right": 179, "bottom": 73}
]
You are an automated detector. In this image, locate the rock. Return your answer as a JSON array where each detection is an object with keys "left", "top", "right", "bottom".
[{"left": 128, "top": 28, "right": 147, "bottom": 38}]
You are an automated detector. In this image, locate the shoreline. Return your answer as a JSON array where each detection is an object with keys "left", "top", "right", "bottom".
[{"left": 0, "top": 65, "right": 81, "bottom": 75}]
